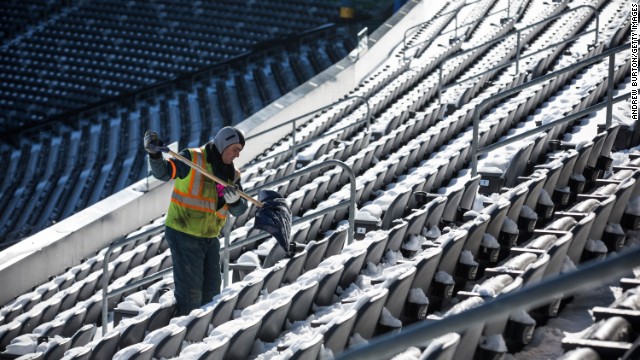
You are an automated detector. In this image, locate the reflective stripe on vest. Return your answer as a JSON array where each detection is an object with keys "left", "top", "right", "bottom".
[{"left": 170, "top": 148, "right": 228, "bottom": 219}]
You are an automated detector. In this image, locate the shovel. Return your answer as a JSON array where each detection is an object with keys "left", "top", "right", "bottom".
[{"left": 152, "top": 145, "right": 292, "bottom": 253}]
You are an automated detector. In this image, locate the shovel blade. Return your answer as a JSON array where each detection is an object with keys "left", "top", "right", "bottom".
[{"left": 253, "top": 190, "right": 292, "bottom": 253}]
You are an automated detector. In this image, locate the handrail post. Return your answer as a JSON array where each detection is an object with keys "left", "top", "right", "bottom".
[
  {"left": 223, "top": 221, "right": 231, "bottom": 288},
  {"left": 98, "top": 225, "right": 165, "bottom": 334},
  {"left": 292, "top": 118, "right": 297, "bottom": 158},
  {"left": 454, "top": 12, "right": 458, "bottom": 40},
  {"left": 101, "top": 246, "right": 114, "bottom": 335},
  {"left": 515, "top": 30, "right": 521, "bottom": 74},
  {"left": 438, "top": 67, "right": 443, "bottom": 104},
  {"left": 605, "top": 51, "right": 615, "bottom": 129},
  {"left": 471, "top": 109, "right": 480, "bottom": 176}
]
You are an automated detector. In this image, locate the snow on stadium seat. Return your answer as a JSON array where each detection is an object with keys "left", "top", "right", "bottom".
[
  {"left": 419, "top": 332, "right": 462, "bottom": 360},
  {"left": 175, "top": 333, "right": 230, "bottom": 360},
  {"left": 321, "top": 309, "right": 357, "bottom": 355},
  {"left": 297, "top": 263, "right": 344, "bottom": 307},
  {"left": 242, "top": 293, "right": 291, "bottom": 343},
  {"left": 209, "top": 314, "right": 261, "bottom": 360},
  {"left": 112, "top": 342, "right": 155, "bottom": 360},
  {"left": 86, "top": 330, "right": 120, "bottom": 360},
  {"left": 401, "top": 247, "right": 443, "bottom": 322},
  {"left": 349, "top": 287, "right": 389, "bottom": 340},
  {"left": 145, "top": 323, "right": 186, "bottom": 359}
]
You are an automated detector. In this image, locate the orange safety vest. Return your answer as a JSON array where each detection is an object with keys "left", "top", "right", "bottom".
[{"left": 165, "top": 147, "right": 231, "bottom": 238}]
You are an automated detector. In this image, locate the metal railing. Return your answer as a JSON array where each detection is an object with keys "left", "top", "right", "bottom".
[
  {"left": 101, "top": 159, "right": 356, "bottom": 333},
  {"left": 471, "top": 42, "right": 630, "bottom": 176},
  {"left": 100, "top": 225, "right": 167, "bottom": 333},
  {"left": 401, "top": 1, "right": 471, "bottom": 61},
  {"left": 243, "top": 95, "right": 370, "bottom": 168},
  {"left": 437, "top": 5, "right": 599, "bottom": 103},
  {"left": 338, "top": 245, "right": 640, "bottom": 359}
]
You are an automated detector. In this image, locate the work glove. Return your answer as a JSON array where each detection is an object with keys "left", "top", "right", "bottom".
[
  {"left": 144, "top": 130, "right": 163, "bottom": 158},
  {"left": 223, "top": 185, "right": 241, "bottom": 205}
]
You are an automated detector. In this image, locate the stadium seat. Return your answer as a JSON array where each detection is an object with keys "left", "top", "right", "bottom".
[
  {"left": 70, "top": 324, "right": 97, "bottom": 349},
  {"left": 88, "top": 330, "right": 121, "bottom": 360},
  {"left": 176, "top": 335, "right": 230, "bottom": 360},
  {"left": 302, "top": 238, "right": 328, "bottom": 272},
  {"left": 286, "top": 280, "right": 319, "bottom": 323},
  {"left": 148, "top": 324, "right": 186, "bottom": 359},
  {"left": 112, "top": 343, "right": 155, "bottom": 360},
  {"left": 116, "top": 316, "right": 150, "bottom": 350},
  {"left": 378, "top": 264, "right": 417, "bottom": 324},
  {"left": 338, "top": 248, "right": 368, "bottom": 289},
  {"left": 234, "top": 276, "right": 265, "bottom": 311},
  {"left": 321, "top": 309, "right": 358, "bottom": 355},
  {"left": 419, "top": 332, "right": 462, "bottom": 360},
  {"left": 210, "top": 315, "right": 261, "bottom": 360}
]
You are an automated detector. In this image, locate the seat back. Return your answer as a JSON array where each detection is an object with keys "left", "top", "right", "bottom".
[
  {"left": 147, "top": 303, "right": 176, "bottom": 332},
  {"left": 113, "top": 343, "right": 155, "bottom": 360},
  {"left": 256, "top": 297, "right": 292, "bottom": 342},
  {"left": 184, "top": 307, "right": 215, "bottom": 343},
  {"left": 324, "top": 227, "right": 348, "bottom": 258},
  {"left": 435, "top": 229, "right": 469, "bottom": 275},
  {"left": 386, "top": 220, "right": 408, "bottom": 252},
  {"left": 43, "top": 336, "right": 72, "bottom": 360},
  {"left": 71, "top": 324, "right": 97, "bottom": 348},
  {"left": 543, "top": 233, "right": 573, "bottom": 277},
  {"left": 287, "top": 281, "right": 319, "bottom": 323},
  {"left": 351, "top": 288, "right": 390, "bottom": 340},
  {"left": 304, "top": 238, "right": 328, "bottom": 272},
  {"left": 565, "top": 212, "right": 596, "bottom": 265},
  {"left": 196, "top": 336, "right": 230, "bottom": 360},
  {"left": 289, "top": 332, "right": 324, "bottom": 360},
  {"left": 223, "top": 316, "right": 262, "bottom": 360},
  {"left": 384, "top": 266, "right": 417, "bottom": 320},
  {"left": 339, "top": 249, "right": 368, "bottom": 289},
  {"left": 235, "top": 277, "right": 265, "bottom": 310},
  {"left": 313, "top": 264, "right": 344, "bottom": 307},
  {"left": 420, "top": 332, "right": 461, "bottom": 360},
  {"left": 380, "top": 188, "right": 412, "bottom": 230},
  {"left": 118, "top": 316, "right": 151, "bottom": 349},
  {"left": 263, "top": 263, "right": 287, "bottom": 294},
  {"left": 322, "top": 309, "right": 357, "bottom": 355},
  {"left": 153, "top": 325, "right": 187, "bottom": 359},
  {"left": 282, "top": 250, "right": 308, "bottom": 285},
  {"left": 411, "top": 247, "right": 444, "bottom": 294},
  {"left": 89, "top": 330, "right": 121, "bottom": 360}
]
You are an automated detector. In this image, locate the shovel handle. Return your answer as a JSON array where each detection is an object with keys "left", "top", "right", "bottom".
[{"left": 159, "top": 146, "right": 264, "bottom": 208}]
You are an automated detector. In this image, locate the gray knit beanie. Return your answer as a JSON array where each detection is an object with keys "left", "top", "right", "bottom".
[{"left": 213, "top": 127, "right": 245, "bottom": 153}]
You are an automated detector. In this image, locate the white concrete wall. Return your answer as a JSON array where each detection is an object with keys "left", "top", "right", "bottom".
[{"left": 0, "top": 176, "right": 173, "bottom": 306}]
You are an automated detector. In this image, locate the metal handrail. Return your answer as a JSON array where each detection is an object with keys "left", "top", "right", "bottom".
[
  {"left": 401, "top": 1, "right": 472, "bottom": 61},
  {"left": 101, "top": 160, "right": 356, "bottom": 332},
  {"left": 437, "top": 5, "right": 599, "bottom": 103},
  {"left": 337, "top": 245, "right": 640, "bottom": 359},
  {"left": 402, "top": 0, "right": 500, "bottom": 61},
  {"left": 222, "top": 159, "right": 357, "bottom": 287},
  {"left": 243, "top": 95, "right": 370, "bottom": 168},
  {"left": 471, "top": 42, "right": 630, "bottom": 176},
  {"left": 101, "top": 225, "right": 165, "bottom": 333}
]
